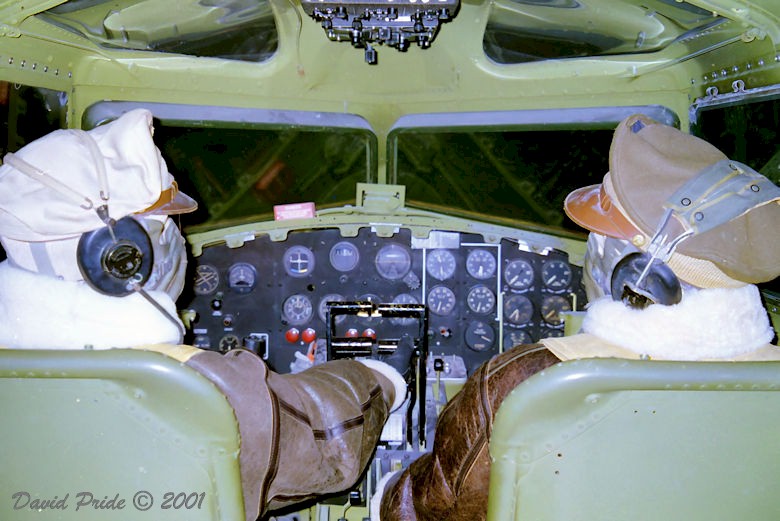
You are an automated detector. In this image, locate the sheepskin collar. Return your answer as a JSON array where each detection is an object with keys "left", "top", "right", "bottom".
[
  {"left": 0, "top": 261, "right": 182, "bottom": 349},
  {"left": 544, "top": 284, "right": 778, "bottom": 361}
]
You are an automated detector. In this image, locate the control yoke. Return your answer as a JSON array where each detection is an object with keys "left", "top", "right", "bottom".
[{"left": 326, "top": 300, "right": 429, "bottom": 447}]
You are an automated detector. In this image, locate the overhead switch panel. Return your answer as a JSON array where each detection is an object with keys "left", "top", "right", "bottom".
[{"left": 301, "top": 0, "right": 459, "bottom": 64}]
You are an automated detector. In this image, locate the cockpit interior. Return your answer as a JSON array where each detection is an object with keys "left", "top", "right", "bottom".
[{"left": 0, "top": 0, "right": 779, "bottom": 520}]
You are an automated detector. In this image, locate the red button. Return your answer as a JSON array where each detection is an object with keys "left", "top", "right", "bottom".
[
  {"left": 285, "top": 328, "right": 300, "bottom": 343},
  {"left": 345, "top": 328, "right": 359, "bottom": 338},
  {"left": 301, "top": 328, "right": 317, "bottom": 343},
  {"left": 362, "top": 328, "right": 376, "bottom": 339}
]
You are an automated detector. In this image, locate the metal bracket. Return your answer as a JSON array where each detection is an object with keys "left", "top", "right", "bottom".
[{"left": 357, "top": 182, "right": 406, "bottom": 212}]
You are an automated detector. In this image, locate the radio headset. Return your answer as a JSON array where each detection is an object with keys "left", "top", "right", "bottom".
[
  {"left": 3, "top": 130, "right": 184, "bottom": 338},
  {"left": 76, "top": 209, "right": 153, "bottom": 297},
  {"left": 608, "top": 156, "right": 780, "bottom": 309}
]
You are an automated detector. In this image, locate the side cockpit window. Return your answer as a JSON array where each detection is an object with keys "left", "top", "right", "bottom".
[
  {"left": 39, "top": 0, "right": 278, "bottom": 63},
  {"left": 484, "top": 0, "right": 726, "bottom": 64}
]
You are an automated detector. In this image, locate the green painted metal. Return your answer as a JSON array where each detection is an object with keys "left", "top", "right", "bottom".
[
  {"left": 488, "top": 358, "right": 780, "bottom": 521},
  {"left": 0, "top": 348, "right": 245, "bottom": 521},
  {"left": 0, "top": 0, "right": 778, "bottom": 147},
  {"left": 185, "top": 182, "right": 589, "bottom": 264},
  {"left": 0, "top": 3, "right": 778, "bottom": 519}
]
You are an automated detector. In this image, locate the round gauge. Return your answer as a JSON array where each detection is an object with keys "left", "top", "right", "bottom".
[
  {"left": 466, "top": 284, "right": 496, "bottom": 314},
  {"left": 541, "top": 328, "right": 565, "bottom": 339},
  {"left": 464, "top": 321, "right": 495, "bottom": 352},
  {"left": 218, "top": 334, "right": 239, "bottom": 353},
  {"left": 194, "top": 264, "right": 220, "bottom": 295},
  {"left": 318, "top": 293, "right": 346, "bottom": 324},
  {"left": 466, "top": 249, "right": 497, "bottom": 280},
  {"left": 282, "top": 294, "right": 314, "bottom": 325},
  {"left": 541, "top": 259, "right": 573, "bottom": 291},
  {"left": 426, "top": 285, "right": 457, "bottom": 316},
  {"left": 391, "top": 293, "right": 420, "bottom": 325},
  {"left": 329, "top": 241, "right": 360, "bottom": 272},
  {"left": 504, "top": 259, "right": 535, "bottom": 291},
  {"left": 503, "top": 294, "right": 534, "bottom": 325},
  {"left": 358, "top": 293, "right": 381, "bottom": 304},
  {"left": 503, "top": 329, "right": 533, "bottom": 348},
  {"left": 541, "top": 294, "right": 572, "bottom": 326},
  {"left": 358, "top": 294, "right": 381, "bottom": 323},
  {"left": 283, "top": 245, "right": 316, "bottom": 278},
  {"left": 426, "top": 249, "right": 457, "bottom": 281},
  {"left": 375, "top": 243, "right": 412, "bottom": 280},
  {"left": 227, "top": 262, "right": 257, "bottom": 294}
]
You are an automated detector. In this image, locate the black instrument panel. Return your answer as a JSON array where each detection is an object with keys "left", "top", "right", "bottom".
[{"left": 180, "top": 227, "right": 586, "bottom": 375}]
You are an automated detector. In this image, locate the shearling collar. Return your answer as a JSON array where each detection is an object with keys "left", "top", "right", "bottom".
[
  {"left": 0, "top": 261, "right": 182, "bottom": 349},
  {"left": 543, "top": 284, "right": 779, "bottom": 361}
]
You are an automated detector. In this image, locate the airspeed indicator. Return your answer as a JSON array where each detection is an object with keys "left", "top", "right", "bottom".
[{"left": 426, "top": 249, "right": 457, "bottom": 281}]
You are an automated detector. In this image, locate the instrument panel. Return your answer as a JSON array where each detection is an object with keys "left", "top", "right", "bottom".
[{"left": 181, "top": 227, "right": 586, "bottom": 376}]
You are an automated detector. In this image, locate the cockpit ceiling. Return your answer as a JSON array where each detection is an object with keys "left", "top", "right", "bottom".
[{"left": 31, "top": 0, "right": 757, "bottom": 64}]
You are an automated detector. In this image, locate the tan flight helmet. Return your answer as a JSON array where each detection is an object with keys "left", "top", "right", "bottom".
[
  {"left": 0, "top": 108, "right": 197, "bottom": 298},
  {"left": 564, "top": 114, "right": 780, "bottom": 307}
]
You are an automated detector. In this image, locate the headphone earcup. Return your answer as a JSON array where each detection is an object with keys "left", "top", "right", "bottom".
[
  {"left": 77, "top": 216, "right": 154, "bottom": 296},
  {"left": 610, "top": 252, "right": 682, "bottom": 308}
]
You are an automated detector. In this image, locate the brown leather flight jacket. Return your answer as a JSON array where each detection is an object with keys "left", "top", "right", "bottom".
[
  {"left": 379, "top": 345, "right": 559, "bottom": 521},
  {"left": 186, "top": 348, "right": 397, "bottom": 521}
]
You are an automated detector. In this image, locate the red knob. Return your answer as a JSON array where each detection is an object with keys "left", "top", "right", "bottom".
[
  {"left": 301, "top": 328, "right": 317, "bottom": 343},
  {"left": 285, "top": 328, "right": 300, "bottom": 343}
]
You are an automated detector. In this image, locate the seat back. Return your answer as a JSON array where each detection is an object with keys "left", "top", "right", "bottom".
[
  {"left": 0, "top": 348, "right": 244, "bottom": 521},
  {"left": 487, "top": 358, "right": 780, "bottom": 521}
]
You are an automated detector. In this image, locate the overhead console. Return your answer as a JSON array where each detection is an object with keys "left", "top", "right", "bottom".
[{"left": 300, "top": 0, "right": 460, "bottom": 64}]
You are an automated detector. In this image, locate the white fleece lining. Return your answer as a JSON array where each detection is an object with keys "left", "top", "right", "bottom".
[
  {"left": 358, "top": 358, "right": 408, "bottom": 412},
  {"left": 582, "top": 284, "right": 774, "bottom": 360},
  {"left": 370, "top": 469, "right": 400, "bottom": 521},
  {"left": 0, "top": 261, "right": 181, "bottom": 349}
]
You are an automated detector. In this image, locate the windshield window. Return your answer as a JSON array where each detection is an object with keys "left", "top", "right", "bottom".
[
  {"left": 393, "top": 128, "right": 614, "bottom": 233},
  {"left": 40, "top": 0, "right": 277, "bottom": 62},
  {"left": 389, "top": 107, "right": 679, "bottom": 233},
  {"left": 157, "top": 124, "right": 375, "bottom": 226}
]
